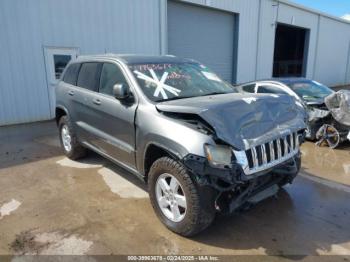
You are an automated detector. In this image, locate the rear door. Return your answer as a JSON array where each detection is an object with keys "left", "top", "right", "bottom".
[
  {"left": 73, "top": 62, "right": 103, "bottom": 143},
  {"left": 88, "top": 62, "right": 137, "bottom": 169},
  {"left": 59, "top": 62, "right": 81, "bottom": 125}
]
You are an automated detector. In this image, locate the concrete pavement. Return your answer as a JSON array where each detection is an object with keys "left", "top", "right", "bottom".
[{"left": 0, "top": 121, "right": 349, "bottom": 259}]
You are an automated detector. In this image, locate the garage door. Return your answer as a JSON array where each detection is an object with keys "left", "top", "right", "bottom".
[{"left": 168, "top": 1, "right": 236, "bottom": 83}]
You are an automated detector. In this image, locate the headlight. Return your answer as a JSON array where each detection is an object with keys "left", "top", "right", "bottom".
[
  {"left": 204, "top": 144, "right": 233, "bottom": 167},
  {"left": 308, "top": 108, "right": 330, "bottom": 121}
]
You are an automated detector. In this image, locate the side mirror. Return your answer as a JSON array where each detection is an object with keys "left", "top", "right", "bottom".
[{"left": 113, "top": 83, "right": 130, "bottom": 100}]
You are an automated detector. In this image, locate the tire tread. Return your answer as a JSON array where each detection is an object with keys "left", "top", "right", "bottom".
[
  {"left": 58, "top": 115, "right": 87, "bottom": 160},
  {"left": 149, "top": 157, "right": 215, "bottom": 237}
]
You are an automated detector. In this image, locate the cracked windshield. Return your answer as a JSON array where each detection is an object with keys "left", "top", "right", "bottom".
[{"left": 129, "top": 62, "right": 234, "bottom": 102}]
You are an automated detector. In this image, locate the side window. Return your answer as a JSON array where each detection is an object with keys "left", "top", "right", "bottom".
[
  {"left": 258, "top": 85, "right": 288, "bottom": 95},
  {"left": 99, "top": 63, "right": 129, "bottom": 96},
  {"left": 242, "top": 84, "right": 256, "bottom": 93},
  {"left": 63, "top": 63, "right": 81, "bottom": 85},
  {"left": 77, "top": 63, "right": 101, "bottom": 91}
]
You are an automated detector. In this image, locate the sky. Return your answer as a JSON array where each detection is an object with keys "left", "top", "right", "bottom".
[{"left": 291, "top": 0, "right": 350, "bottom": 20}]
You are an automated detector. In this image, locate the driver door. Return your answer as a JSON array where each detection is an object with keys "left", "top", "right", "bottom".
[{"left": 89, "top": 62, "right": 138, "bottom": 170}]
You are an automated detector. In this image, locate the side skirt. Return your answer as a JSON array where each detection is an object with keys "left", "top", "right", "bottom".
[{"left": 81, "top": 141, "right": 145, "bottom": 182}]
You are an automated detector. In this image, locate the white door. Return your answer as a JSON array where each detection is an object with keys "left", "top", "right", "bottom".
[{"left": 44, "top": 47, "right": 79, "bottom": 118}]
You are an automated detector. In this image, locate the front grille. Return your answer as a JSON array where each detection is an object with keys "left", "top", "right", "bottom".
[{"left": 236, "top": 132, "right": 300, "bottom": 175}]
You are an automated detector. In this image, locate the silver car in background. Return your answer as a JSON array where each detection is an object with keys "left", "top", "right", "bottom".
[{"left": 236, "top": 78, "right": 333, "bottom": 140}]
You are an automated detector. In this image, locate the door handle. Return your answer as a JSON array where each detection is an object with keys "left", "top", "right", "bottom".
[
  {"left": 93, "top": 99, "right": 101, "bottom": 105},
  {"left": 68, "top": 90, "right": 75, "bottom": 96}
]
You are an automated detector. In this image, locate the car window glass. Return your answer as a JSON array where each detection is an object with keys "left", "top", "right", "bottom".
[
  {"left": 63, "top": 63, "right": 81, "bottom": 86},
  {"left": 258, "top": 85, "right": 287, "bottom": 95},
  {"left": 242, "top": 84, "right": 256, "bottom": 93},
  {"left": 129, "top": 62, "right": 234, "bottom": 102},
  {"left": 99, "top": 63, "right": 129, "bottom": 96},
  {"left": 288, "top": 81, "right": 333, "bottom": 101},
  {"left": 77, "top": 63, "right": 101, "bottom": 91}
]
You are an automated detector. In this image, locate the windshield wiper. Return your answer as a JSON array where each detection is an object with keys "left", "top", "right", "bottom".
[
  {"left": 156, "top": 96, "right": 196, "bottom": 102},
  {"left": 200, "top": 91, "right": 229, "bottom": 97}
]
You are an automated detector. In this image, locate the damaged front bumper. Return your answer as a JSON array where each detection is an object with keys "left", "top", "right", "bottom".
[{"left": 183, "top": 151, "right": 301, "bottom": 214}]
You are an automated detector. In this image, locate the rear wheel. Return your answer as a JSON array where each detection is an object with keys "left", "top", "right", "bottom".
[
  {"left": 148, "top": 157, "right": 216, "bottom": 237},
  {"left": 58, "top": 116, "right": 87, "bottom": 160}
]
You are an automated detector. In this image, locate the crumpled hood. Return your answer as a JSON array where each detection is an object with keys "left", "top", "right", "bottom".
[
  {"left": 156, "top": 93, "right": 306, "bottom": 150},
  {"left": 325, "top": 90, "right": 350, "bottom": 126}
]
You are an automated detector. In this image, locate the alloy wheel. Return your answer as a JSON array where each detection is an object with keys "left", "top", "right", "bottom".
[
  {"left": 61, "top": 125, "right": 72, "bottom": 152},
  {"left": 155, "top": 173, "right": 187, "bottom": 223}
]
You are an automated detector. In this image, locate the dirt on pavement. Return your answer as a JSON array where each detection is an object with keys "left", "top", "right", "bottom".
[{"left": 0, "top": 121, "right": 350, "bottom": 259}]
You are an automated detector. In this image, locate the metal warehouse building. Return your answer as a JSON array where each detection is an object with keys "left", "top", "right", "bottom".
[{"left": 1, "top": 0, "right": 350, "bottom": 125}]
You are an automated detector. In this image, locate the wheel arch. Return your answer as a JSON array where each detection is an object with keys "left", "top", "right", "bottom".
[
  {"left": 143, "top": 142, "right": 184, "bottom": 182},
  {"left": 55, "top": 106, "right": 69, "bottom": 125}
]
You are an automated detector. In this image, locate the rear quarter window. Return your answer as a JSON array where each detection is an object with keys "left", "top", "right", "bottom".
[
  {"left": 77, "top": 62, "right": 102, "bottom": 91},
  {"left": 242, "top": 84, "right": 256, "bottom": 93},
  {"left": 63, "top": 63, "right": 81, "bottom": 85},
  {"left": 258, "top": 85, "right": 287, "bottom": 95}
]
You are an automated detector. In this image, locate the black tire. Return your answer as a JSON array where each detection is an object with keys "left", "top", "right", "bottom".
[
  {"left": 58, "top": 115, "right": 87, "bottom": 160},
  {"left": 148, "top": 157, "right": 216, "bottom": 237}
]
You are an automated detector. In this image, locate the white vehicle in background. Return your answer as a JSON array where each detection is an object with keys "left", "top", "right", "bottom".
[
  {"left": 236, "top": 78, "right": 332, "bottom": 140},
  {"left": 236, "top": 78, "right": 350, "bottom": 148}
]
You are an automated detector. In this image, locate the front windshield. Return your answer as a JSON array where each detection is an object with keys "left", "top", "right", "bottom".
[
  {"left": 129, "top": 62, "right": 234, "bottom": 102},
  {"left": 287, "top": 80, "right": 333, "bottom": 102}
]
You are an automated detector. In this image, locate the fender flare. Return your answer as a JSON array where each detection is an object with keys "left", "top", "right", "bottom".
[
  {"left": 139, "top": 138, "right": 189, "bottom": 176},
  {"left": 55, "top": 105, "right": 70, "bottom": 125}
]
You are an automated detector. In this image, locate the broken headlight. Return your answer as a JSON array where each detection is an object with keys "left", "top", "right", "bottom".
[
  {"left": 204, "top": 144, "right": 233, "bottom": 168},
  {"left": 308, "top": 108, "right": 330, "bottom": 121}
]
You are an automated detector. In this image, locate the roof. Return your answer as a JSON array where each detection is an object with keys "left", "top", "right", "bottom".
[
  {"left": 275, "top": 77, "right": 312, "bottom": 85},
  {"left": 237, "top": 78, "right": 312, "bottom": 86},
  {"left": 76, "top": 54, "right": 195, "bottom": 64}
]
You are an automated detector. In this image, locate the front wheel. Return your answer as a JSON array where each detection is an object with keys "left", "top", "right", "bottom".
[
  {"left": 148, "top": 157, "right": 216, "bottom": 237},
  {"left": 316, "top": 124, "right": 340, "bottom": 149}
]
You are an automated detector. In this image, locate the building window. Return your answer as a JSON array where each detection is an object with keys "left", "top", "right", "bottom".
[{"left": 53, "top": 55, "right": 72, "bottom": 79}]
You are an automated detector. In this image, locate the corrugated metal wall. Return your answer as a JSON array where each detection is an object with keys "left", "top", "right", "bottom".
[
  {"left": 172, "top": 0, "right": 350, "bottom": 85},
  {"left": 276, "top": 1, "right": 319, "bottom": 79},
  {"left": 168, "top": 1, "right": 236, "bottom": 82},
  {"left": 180, "top": 0, "right": 261, "bottom": 84},
  {"left": 0, "top": 0, "right": 161, "bottom": 125},
  {"left": 315, "top": 17, "right": 350, "bottom": 86},
  {"left": 1, "top": 0, "right": 350, "bottom": 125},
  {"left": 275, "top": 1, "right": 350, "bottom": 86}
]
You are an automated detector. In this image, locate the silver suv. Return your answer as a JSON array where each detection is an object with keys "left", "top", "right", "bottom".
[{"left": 55, "top": 54, "right": 306, "bottom": 236}]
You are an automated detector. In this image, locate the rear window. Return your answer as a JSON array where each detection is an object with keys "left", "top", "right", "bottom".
[
  {"left": 63, "top": 63, "right": 81, "bottom": 85},
  {"left": 77, "top": 63, "right": 102, "bottom": 91}
]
